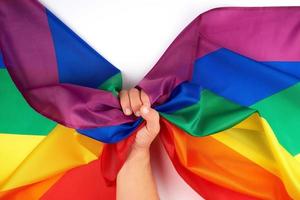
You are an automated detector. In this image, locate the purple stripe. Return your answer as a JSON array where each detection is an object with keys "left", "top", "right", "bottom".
[
  {"left": 197, "top": 7, "right": 300, "bottom": 61},
  {"left": 0, "top": 0, "right": 131, "bottom": 128},
  {"left": 0, "top": 0, "right": 58, "bottom": 89},
  {"left": 137, "top": 15, "right": 202, "bottom": 106},
  {"left": 27, "top": 84, "right": 136, "bottom": 128},
  {"left": 138, "top": 7, "right": 300, "bottom": 109},
  {"left": 1, "top": 3, "right": 300, "bottom": 130}
]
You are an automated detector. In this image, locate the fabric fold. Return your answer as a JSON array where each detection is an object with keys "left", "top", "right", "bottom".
[{"left": 1, "top": 1, "right": 300, "bottom": 199}]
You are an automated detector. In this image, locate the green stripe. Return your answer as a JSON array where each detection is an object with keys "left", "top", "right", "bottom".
[
  {"left": 0, "top": 69, "right": 56, "bottom": 135},
  {"left": 161, "top": 84, "right": 300, "bottom": 156},
  {"left": 251, "top": 83, "right": 300, "bottom": 156},
  {"left": 161, "top": 89, "right": 255, "bottom": 137},
  {"left": 98, "top": 73, "right": 122, "bottom": 97}
]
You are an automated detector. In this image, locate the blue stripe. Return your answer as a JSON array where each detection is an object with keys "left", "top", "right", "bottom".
[
  {"left": 76, "top": 48, "right": 300, "bottom": 143},
  {"left": 76, "top": 81, "right": 201, "bottom": 143},
  {"left": 46, "top": 9, "right": 120, "bottom": 88},
  {"left": 77, "top": 118, "right": 143, "bottom": 143},
  {"left": 193, "top": 48, "right": 300, "bottom": 106},
  {"left": 155, "top": 81, "right": 201, "bottom": 113},
  {"left": 0, "top": 52, "right": 5, "bottom": 68}
]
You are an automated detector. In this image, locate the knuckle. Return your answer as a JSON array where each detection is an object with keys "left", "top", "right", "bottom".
[
  {"left": 131, "top": 99, "right": 141, "bottom": 106},
  {"left": 119, "top": 89, "right": 127, "bottom": 96},
  {"left": 120, "top": 91, "right": 128, "bottom": 101},
  {"left": 120, "top": 96, "right": 129, "bottom": 106},
  {"left": 130, "top": 101, "right": 142, "bottom": 112},
  {"left": 129, "top": 88, "right": 139, "bottom": 94},
  {"left": 132, "top": 106, "right": 140, "bottom": 112},
  {"left": 140, "top": 90, "right": 147, "bottom": 97}
]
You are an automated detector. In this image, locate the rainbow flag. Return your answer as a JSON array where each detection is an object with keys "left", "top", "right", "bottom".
[{"left": 0, "top": 1, "right": 299, "bottom": 199}]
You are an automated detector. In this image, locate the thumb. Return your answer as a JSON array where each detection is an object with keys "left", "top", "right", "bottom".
[
  {"left": 139, "top": 105, "right": 160, "bottom": 136},
  {"left": 133, "top": 106, "right": 160, "bottom": 149}
]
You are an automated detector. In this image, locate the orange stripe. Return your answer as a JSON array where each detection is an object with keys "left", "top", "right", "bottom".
[
  {"left": 0, "top": 173, "right": 64, "bottom": 200},
  {"left": 161, "top": 118, "right": 291, "bottom": 199}
]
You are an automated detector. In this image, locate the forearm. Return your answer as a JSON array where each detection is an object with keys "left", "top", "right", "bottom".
[
  {"left": 116, "top": 147, "right": 159, "bottom": 200},
  {"left": 117, "top": 89, "right": 160, "bottom": 200}
]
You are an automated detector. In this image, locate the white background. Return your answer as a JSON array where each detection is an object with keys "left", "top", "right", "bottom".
[{"left": 40, "top": 1, "right": 300, "bottom": 199}]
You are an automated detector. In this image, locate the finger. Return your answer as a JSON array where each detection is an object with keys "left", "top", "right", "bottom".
[
  {"left": 139, "top": 105, "right": 160, "bottom": 135},
  {"left": 140, "top": 89, "right": 151, "bottom": 107},
  {"left": 119, "top": 89, "right": 132, "bottom": 115},
  {"left": 129, "top": 88, "right": 143, "bottom": 116}
]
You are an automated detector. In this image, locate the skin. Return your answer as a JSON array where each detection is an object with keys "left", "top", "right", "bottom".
[{"left": 116, "top": 88, "right": 160, "bottom": 200}]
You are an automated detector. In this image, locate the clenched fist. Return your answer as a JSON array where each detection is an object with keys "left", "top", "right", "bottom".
[{"left": 119, "top": 88, "right": 160, "bottom": 149}]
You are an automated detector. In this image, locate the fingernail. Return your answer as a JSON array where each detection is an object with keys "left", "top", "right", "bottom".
[
  {"left": 125, "top": 108, "right": 132, "bottom": 115},
  {"left": 141, "top": 106, "right": 149, "bottom": 114},
  {"left": 135, "top": 111, "right": 141, "bottom": 116}
]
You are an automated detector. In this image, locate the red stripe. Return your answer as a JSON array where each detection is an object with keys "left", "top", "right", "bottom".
[{"left": 41, "top": 159, "right": 115, "bottom": 200}]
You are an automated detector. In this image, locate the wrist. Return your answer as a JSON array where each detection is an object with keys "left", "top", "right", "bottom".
[
  {"left": 129, "top": 145, "right": 150, "bottom": 160},
  {"left": 122, "top": 145, "right": 151, "bottom": 167},
  {"left": 118, "top": 146, "right": 151, "bottom": 177}
]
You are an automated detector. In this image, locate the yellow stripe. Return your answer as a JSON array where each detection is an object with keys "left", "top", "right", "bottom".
[
  {"left": 0, "top": 134, "right": 45, "bottom": 185},
  {"left": 0, "top": 124, "right": 104, "bottom": 192},
  {"left": 212, "top": 113, "right": 300, "bottom": 199}
]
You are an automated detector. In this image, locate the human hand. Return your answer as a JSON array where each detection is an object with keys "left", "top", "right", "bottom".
[
  {"left": 117, "top": 89, "right": 160, "bottom": 200},
  {"left": 119, "top": 88, "right": 160, "bottom": 150}
]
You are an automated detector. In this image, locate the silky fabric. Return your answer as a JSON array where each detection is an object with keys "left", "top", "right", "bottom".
[{"left": 0, "top": 1, "right": 300, "bottom": 199}]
